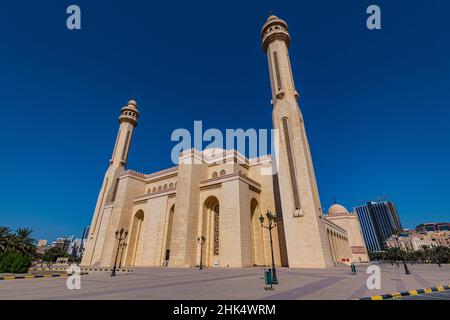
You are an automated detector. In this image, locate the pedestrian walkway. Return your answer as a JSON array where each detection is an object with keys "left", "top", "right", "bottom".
[{"left": 0, "top": 264, "right": 448, "bottom": 300}]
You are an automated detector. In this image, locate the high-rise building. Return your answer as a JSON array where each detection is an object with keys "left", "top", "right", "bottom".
[
  {"left": 354, "top": 201, "right": 403, "bottom": 252},
  {"left": 80, "top": 225, "right": 90, "bottom": 252}
]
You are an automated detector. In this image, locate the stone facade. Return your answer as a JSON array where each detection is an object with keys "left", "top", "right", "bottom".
[
  {"left": 385, "top": 230, "right": 450, "bottom": 251},
  {"left": 325, "top": 204, "right": 370, "bottom": 263},
  {"left": 81, "top": 16, "right": 367, "bottom": 269}
]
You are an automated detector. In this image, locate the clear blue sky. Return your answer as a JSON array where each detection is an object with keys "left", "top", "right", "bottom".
[{"left": 0, "top": 1, "right": 449, "bottom": 241}]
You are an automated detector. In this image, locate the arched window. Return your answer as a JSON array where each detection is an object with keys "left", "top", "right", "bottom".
[
  {"left": 169, "top": 182, "right": 173, "bottom": 188},
  {"left": 158, "top": 186, "right": 162, "bottom": 191},
  {"left": 152, "top": 187, "right": 156, "bottom": 193},
  {"left": 219, "top": 170, "right": 226, "bottom": 176},
  {"left": 212, "top": 171, "right": 218, "bottom": 178},
  {"left": 163, "top": 184, "right": 168, "bottom": 190}
]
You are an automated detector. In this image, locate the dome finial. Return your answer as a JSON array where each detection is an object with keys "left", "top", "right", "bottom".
[{"left": 267, "top": 9, "right": 277, "bottom": 21}]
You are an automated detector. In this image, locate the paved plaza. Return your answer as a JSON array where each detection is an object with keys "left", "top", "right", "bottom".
[{"left": 0, "top": 264, "right": 449, "bottom": 300}]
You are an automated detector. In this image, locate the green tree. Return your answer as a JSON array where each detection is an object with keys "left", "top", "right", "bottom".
[
  {"left": 0, "top": 251, "right": 33, "bottom": 273},
  {"left": 431, "top": 246, "right": 450, "bottom": 266},
  {"left": 43, "top": 247, "right": 64, "bottom": 267},
  {"left": 368, "top": 251, "right": 383, "bottom": 261},
  {"left": 383, "top": 247, "right": 403, "bottom": 263}
]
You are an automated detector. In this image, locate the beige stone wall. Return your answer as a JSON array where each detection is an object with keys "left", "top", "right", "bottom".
[
  {"left": 325, "top": 215, "right": 369, "bottom": 262},
  {"left": 270, "top": 72, "right": 333, "bottom": 268},
  {"left": 249, "top": 162, "right": 284, "bottom": 267},
  {"left": 97, "top": 174, "right": 146, "bottom": 267},
  {"left": 170, "top": 152, "right": 209, "bottom": 267}
]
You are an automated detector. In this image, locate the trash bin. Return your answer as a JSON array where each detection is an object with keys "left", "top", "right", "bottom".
[
  {"left": 350, "top": 263, "right": 356, "bottom": 275},
  {"left": 264, "top": 268, "right": 273, "bottom": 290}
]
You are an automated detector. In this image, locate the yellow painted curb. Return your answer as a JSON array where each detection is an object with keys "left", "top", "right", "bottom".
[{"left": 391, "top": 292, "right": 402, "bottom": 299}]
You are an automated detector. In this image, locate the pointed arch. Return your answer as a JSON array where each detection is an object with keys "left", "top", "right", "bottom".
[
  {"left": 250, "top": 198, "right": 265, "bottom": 266},
  {"left": 125, "top": 210, "right": 144, "bottom": 266},
  {"left": 202, "top": 196, "right": 220, "bottom": 267},
  {"left": 162, "top": 204, "right": 175, "bottom": 265}
]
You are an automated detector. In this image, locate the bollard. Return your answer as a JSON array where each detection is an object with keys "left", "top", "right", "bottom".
[{"left": 264, "top": 268, "right": 273, "bottom": 290}]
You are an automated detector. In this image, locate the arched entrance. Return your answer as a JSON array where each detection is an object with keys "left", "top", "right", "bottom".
[
  {"left": 250, "top": 198, "right": 265, "bottom": 266},
  {"left": 162, "top": 205, "right": 175, "bottom": 266},
  {"left": 202, "top": 196, "right": 220, "bottom": 267},
  {"left": 125, "top": 210, "right": 144, "bottom": 266}
]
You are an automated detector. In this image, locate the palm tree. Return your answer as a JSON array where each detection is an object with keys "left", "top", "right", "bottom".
[
  {"left": 0, "top": 226, "right": 13, "bottom": 252},
  {"left": 13, "top": 228, "right": 36, "bottom": 255}
]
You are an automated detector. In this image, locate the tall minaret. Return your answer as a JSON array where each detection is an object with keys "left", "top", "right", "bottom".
[
  {"left": 81, "top": 100, "right": 139, "bottom": 266},
  {"left": 261, "top": 16, "right": 333, "bottom": 268}
]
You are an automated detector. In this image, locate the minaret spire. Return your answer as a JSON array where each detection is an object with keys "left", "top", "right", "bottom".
[
  {"left": 261, "top": 17, "right": 334, "bottom": 268},
  {"left": 110, "top": 99, "right": 140, "bottom": 167},
  {"left": 81, "top": 99, "right": 139, "bottom": 266}
]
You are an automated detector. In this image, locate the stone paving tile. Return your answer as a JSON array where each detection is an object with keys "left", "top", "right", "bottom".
[{"left": 0, "top": 264, "right": 448, "bottom": 300}]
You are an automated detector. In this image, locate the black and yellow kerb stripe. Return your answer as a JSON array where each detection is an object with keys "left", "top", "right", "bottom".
[
  {"left": 360, "top": 285, "right": 450, "bottom": 300},
  {"left": 0, "top": 274, "right": 68, "bottom": 281}
]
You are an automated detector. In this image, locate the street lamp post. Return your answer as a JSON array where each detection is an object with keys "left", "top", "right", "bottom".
[
  {"left": 197, "top": 236, "right": 206, "bottom": 270},
  {"left": 118, "top": 242, "right": 127, "bottom": 269},
  {"left": 393, "top": 232, "right": 410, "bottom": 275},
  {"left": 259, "top": 211, "right": 278, "bottom": 285},
  {"left": 111, "top": 228, "right": 128, "bottom": 277}
]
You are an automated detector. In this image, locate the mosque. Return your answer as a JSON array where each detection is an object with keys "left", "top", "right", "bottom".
[{"left": 81, "top": 16, "right": 368, "bottom": 268}]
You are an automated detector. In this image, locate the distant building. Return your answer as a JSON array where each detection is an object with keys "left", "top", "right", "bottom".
[
  {"left": 416, "top": 222, "right": 450, "bottom": 233},
  {"left": 37, "top": 239, "right": 47, "bottom": 247},
  {"left": 80, "top": 226, "right": 90, "bottom": 253},
  {"left": 354, "top": 201, "right": 403, "bottom": 252},
  {"left": 52, "top": 237, "right": 72, "bottom": 253},
  {"left": 325, "top": 204, "right": 369, "bottom": 262},
  {"left": 385, "top": 229, "right": 450, "bottom": 250},
  {"left": 49, "top": 233, "right": 86, "bottom": 259},
  {"left": 68, "top": 239, "right": 82, "bottom": 257},
  {"left": 82, "top": 226, "right": 90, "bottom": 240}
]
